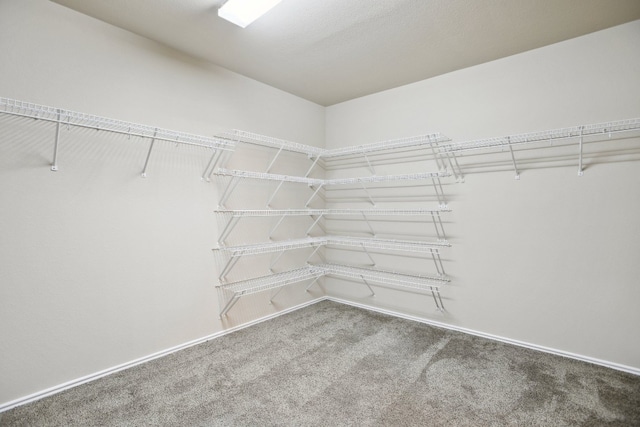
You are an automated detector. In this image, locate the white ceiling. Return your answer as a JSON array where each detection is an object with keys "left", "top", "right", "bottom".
[{"left": 51, "top": 0, "right": 640, "bottom": 106}]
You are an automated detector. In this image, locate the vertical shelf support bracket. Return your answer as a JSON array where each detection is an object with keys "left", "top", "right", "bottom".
[
  {"left": 218, "top": 255, "right": 241, "bottom": 281},
  {"left": 201, "top": 148, "right": 219, "bottom": 181},
  {"left": 51, "top": 109, "right": 62, "bottom": 171},
  {"left": 218, "top": 176, "right": 240, "bottom": 208},
  {"left": 266, "top": 144, "right": 285, "bottom": 173},
  {"left": 507, "top": 137, "right": 520, "bottom": 180},
  {"left": 362, "top": 151, "right": 376, "bottom": 175},
  {"left": 360, "top": 181, "right": 376, "bottom": 206},
  {"left": 141, "top": 128, "right": 158, "bottom": 178},
  {"left": 267, "top": 181, "right": 285, "bottom": 207},
  {"left": 430, "top": 287, "right": 444, "bottom": 311},
  {"left": 360, "top": 276, "right": 376, "bottom": 296},
  {"left": 218, "top": 215, "right": 240, "bottom": 244},
  {"left": 432, "top": 177, "right": 447, "bottom": 208},
  {"left": 305, "top": 184, "right": 323, "bottom": 207},
  {"left": 578, "top": 126, "right": 584, "bottom": 176},
  {"left": 361, "top": 212, "right": 376, "bottom": 236},
  {"left": 306, "top": 214, "right": 324, "bottom": 235},
  {"left": 219, "top": 293, "right": 241, "bottom": 317},
  {"left": 361, "top": 244, "right": 376, "bottom": 266},
  {"left": 269, "top": 215, "right": 287, "bottom": 239},
  {"left": 304, "top": 154, "right": 321, "bottom": 177},
  {"left": 305, "top": 275, "right": 321, "bottom": 291}
]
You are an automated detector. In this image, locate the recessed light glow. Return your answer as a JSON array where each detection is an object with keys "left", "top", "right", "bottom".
[{"left": 218, "top": 0, "right": 282, "bottom": 28}]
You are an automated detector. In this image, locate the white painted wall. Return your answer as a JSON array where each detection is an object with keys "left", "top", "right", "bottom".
[
  {"left": 0, "top": 0, "right": 324, "bottom": 406},
  {"left": 325, "top": 20, "right": 640, "bottom": 369}
]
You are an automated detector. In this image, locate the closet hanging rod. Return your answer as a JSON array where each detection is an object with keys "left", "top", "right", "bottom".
[
  {"left": 0, "top": 97, "right": 235, "bottom": 151},
  {"left": 439, "top": 118, "right": 640, "bottom": 153}
]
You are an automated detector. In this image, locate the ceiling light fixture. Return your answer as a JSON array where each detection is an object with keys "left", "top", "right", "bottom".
[{"left": 218, "top": 0, "right": 282, "bottom": 28}]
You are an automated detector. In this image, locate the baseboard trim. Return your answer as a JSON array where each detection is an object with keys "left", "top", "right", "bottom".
[
  {"left": 3, "top": 295, "right": 638, "bottom": 412},
  {"left": 325, "top": 296, "right": 640, "bottom": 377},
  {"left": 0, "top": 297, "right": 326, "bottom": 413}
]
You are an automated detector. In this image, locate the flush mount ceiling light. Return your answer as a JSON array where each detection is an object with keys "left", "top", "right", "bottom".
[{"left": 218, "top": 0, "right": 283, "bottom": 28}]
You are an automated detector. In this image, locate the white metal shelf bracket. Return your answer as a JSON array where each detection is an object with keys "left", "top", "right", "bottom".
[
  {"left": 305, "top": 276, "right": 321, "bottom": 291},
  {"left": 269, "top": 215, "right": 287, "bottom": 239},
  {"left": 432, "top": 177, "right": 447, "bottom": 208},
  {"left": 218, "top": 215, "right": 240, "bottom": 244},
  {"left": 361, "top": 212, "right": 376, "bottom": 236},
  {"left": 266, "top": 144, "right": 285, "bottom": 173},
  {"left": 50, "top": 109, "right": 62, "bottom": 171},
  {"left": 360, "top": 181, "right": 376, "bottom": 206},
  {"left": 431, "top": 287, "right": 444, "bottom": 311},
  {"left": 218, "top": 256, "right": 241, "bottom": 282},
  {"left": 578, "top": 126, "right": 584, "bottom": 176},
  {"left": 362, "top": 151, "right": 376, "bottom": 175},
  {"left": 141, "top": 128, "right": 158, "bottom": 178},
  {"left": 506, "top": 136, "right": 520, "bottom": 180},
  {"left": 219, "top": 293, "right": 241, "bottom": 317},
  {"left": 361, "top": 244, "right": 376, "bottom": 266},
  {"left": 201, "top": 149, "right": 220, "bottom": 181},
  {"left": 431, "top": 212, "right": 446, "bottom": 241},
  {"left": 361, "top": 276, "right": 376, "bottom": 296},
  {"left": 269, "top": 251, "right": 286, "bottom": 271},
  {"left": 305, "top": 184, "right": 324, "bottom": 207},
  {"left": 266, "top": 181, "right": 285, "bottom": 207},
  {"left": 218, "top": 176, "right": 240, "bottom": 208},
  {"left": 304, "top": 154, "right": 321, "bottom": 177},
  {"left": 306, "top": 213, "right": 324, "bottom": 235},
  {"left": 430, "top": 248, "right": 445, "bottom": 275}
]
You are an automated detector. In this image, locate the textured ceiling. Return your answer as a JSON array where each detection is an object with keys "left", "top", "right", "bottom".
[{"left": 51, "top": 0, "right": 640, "bottom": 106}]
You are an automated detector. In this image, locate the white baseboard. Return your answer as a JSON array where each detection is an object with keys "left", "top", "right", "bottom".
[
  {"left": 3, "top": 295, "right": 638, "bottom": 413},
  {"left": 325, "top": 296, "right": 640, "bottom": 377},
  {"left": 0, "top": 297, "right": 325, "bottom": 413}
]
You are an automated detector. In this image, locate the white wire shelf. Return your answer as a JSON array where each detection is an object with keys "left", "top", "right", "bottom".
[
  {"left": 439, "top": 118, "right": 640, "bottom": 153},
  {"left": 0, "top": 97, "right": 235, "bottom": 151},
  {"left": 326, "top": 235, "right": 450, "bottom": 251},
  {"left": 323, "top": 171, "right": 450, "bottom": 185},
  {"left": 213, "top": 234, "right": 449, "bottom": 281},
  {"left": 322, "top": 133, "right": 451, "bottom": 158},
  {"left": 214, "top": 235, "right": 448, "bottom": 256},
  {"left": 214, "top": 237, "right": 326, "bottom": 257},
  {"left": 214, "top": 169, "right": 448, "bottom": 186},
  {"left": 224, "top": 129, "right": 325, "bottom": 156},
  {"left": 216, "top": 262, "right": 448, "bottom": 316},
  {"left": 214, "top": 208, "right": 450, "bottom": 245},
  {"left": 225, "top": 129, "right": 450, "bottom": 159},
  {"left": 214, "top": 168, "right": 324, "bottom": 185},
  {"left": 314, "top": 263, "right": 449, "bottom": 288},
  {"left": 216, "top": 267, "right": 323, "bottom": 316},
  {"left": 312, "top": 263, "right": 447, "bottom": 310},
  {"left": 214, "top": 208, "right": 451, "bottom": 217},
  {"left": 216, "top": 267, "right": 321, "bottom": 295}
]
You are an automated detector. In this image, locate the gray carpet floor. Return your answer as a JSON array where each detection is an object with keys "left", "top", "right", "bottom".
[{"left": 2, "top": 300, "right": 639, "bottom": 426}]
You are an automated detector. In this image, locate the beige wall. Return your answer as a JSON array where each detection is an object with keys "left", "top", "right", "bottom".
[
  {"left": 0, "top": 0, "right": 324, "bottom": 406},
  {"left": 324, "top": 20, "right": 640, "bottom": 369},
  {"left": 1, "top": 0, "right": 639, "bottom": 409}
]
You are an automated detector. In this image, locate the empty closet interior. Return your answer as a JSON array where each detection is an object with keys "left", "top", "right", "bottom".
[{"left": 1, "top": 0, "right": 639, "bottom": 412}]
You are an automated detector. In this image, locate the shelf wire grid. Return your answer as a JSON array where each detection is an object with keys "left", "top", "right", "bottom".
[
  {"left": 438, "top": 118, "right": 640, "bottom": 153},
  {"left": 0, "top": 97, "right": 235, "bottom": 151}
]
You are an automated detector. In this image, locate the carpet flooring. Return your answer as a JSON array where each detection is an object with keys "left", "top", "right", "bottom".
[{"left": 2, "top": 300, "right": 640, "bottom": 426}]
